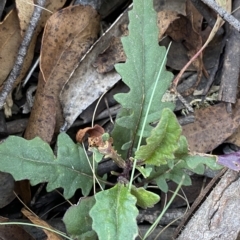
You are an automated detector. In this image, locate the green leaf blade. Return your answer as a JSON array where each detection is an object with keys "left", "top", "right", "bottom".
[
  {"left": 135, "top": 108, "right": 181, "bottom": 165},
  {"left": 0, "top": 133, "right": 93, "bottom": 199},
  {"left": 130, "top": 186, "right": 160, "bottom": 209},
  {"left": 89, "top": 183, "right": 138, "bottom": 240},
  {"left": 63, "top": 197, "right": 97, "bottom": 240},
  {"left": 113, "top": 0, "right": 174, "bottom": 154}
]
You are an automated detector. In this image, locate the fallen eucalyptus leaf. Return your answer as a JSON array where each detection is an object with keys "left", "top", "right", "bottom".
[
  {"left": 182, "top": 100, "right": 240, "bottom": 152},
  {"left": 25, "top": 5, "right": 100, "bottom": 142},
  {"left": 60, "top": 6, "right": 131, "bottom": 131}
]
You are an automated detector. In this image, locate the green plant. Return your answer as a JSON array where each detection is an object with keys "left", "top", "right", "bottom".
[{"left": 0, "top": 0, "right": 222, "bottom": 239}]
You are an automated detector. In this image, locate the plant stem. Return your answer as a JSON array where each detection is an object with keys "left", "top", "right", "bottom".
[{"left": 143, "top": 175, "right": 185, "bottom": 240}]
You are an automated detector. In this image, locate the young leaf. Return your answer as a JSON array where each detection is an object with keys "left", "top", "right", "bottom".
[
  {"left": 89, "top": 183, "right": 138, "bottom": 240},
  {"left": 135, "top": 108, "right": 181, "bottom": 166},
  {"left": 130, "top": 185, "right": 160, "bottom": 209},
  {"left": 113, "top": 0, "right": 174, "bottom": 153},
  {"left": 185, "top": 154, "right": 222, "bottom": 171},
  {"left": 0, "top": 133, "right": 93, "bottom": 199},
  {"left": 148, "top": 135, "right": 222, "bottom": 192},
  {"left": 63, "top": 197, "right": 97, "bottom": 240}
]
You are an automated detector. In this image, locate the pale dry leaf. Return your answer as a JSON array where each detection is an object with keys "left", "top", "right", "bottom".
[
  {"left": 216, "top": 0, "right": 231, "bottom": 12},
  {"left": 3, "top": 92, "right": 13, "bottom": 118},
  {"left": 60, "top": 7, "right": 131, "bottom": 131},
  {"left": 0, "top": 0, "right": 67, "bottom": 98},
  {"left": 16, "top": 0, "right": 34, "bottom": 37},
  {"left": 13, "top": 0, "right": 67, "bottom": 88}
]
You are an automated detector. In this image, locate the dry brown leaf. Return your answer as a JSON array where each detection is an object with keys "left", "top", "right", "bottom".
[
  {"left": 157, "top": 10, "right": 179, "bottom": 40},
  {"left": 182, "top": 100, "right": 240, "bottom": 153},
  {"left": 0, "top": 216, "right": 35, "bottom": 240},
  {"left": 24, "top": 73, "right": 56, "bottom": 142},
  {"left": 92, "top": 2, "right": 203, "bottom": 77},
  {"left": 164, "top": 4, "right": 203, "bottom": 74},
  {"left": 13, "top": 0, "right": 67, "bottom": 88},
  {"left": 40, "top": 5, "right": 100, "bottom": 83},
  {"left": 0, "top": 0, "right": 67, "bottom": 99},
  {"left": 22, "top": 208, "right": 63, "bottom": 240},
  {"left": 76, "top": 124, "right": 105, "bottom": 143},
  {"left": 25, "top": 5, "right": 100, "bottom": 142},
  {"left": 0, "top": 9, "right": 22, "bottom": 86}
]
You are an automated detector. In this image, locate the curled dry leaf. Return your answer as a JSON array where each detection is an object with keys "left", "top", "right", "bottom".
[
  {"left": 25, "top": 5, "right": 100, "bottom": 142},
  {"left": 157, "top": 10, "right": 179, "bottom": 40},
  {"left": 76, "top": 124, "right": 105, "bottom": 143},
  {"left": 164, "top": 4, "right": 204, "bottom": 73},
  {"left": 182, "top": 100, "right": 240, "bottom": 153},
  {"left": 60, "top": 6, "right": 131, "bottom": 131}
]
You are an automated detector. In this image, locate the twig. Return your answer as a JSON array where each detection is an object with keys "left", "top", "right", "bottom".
[
  {"left": 201, "top": 0, "right": 240, "bottom": 31},
  {"left": 0, "top": 0, "right": 46, "bottom": 109}
]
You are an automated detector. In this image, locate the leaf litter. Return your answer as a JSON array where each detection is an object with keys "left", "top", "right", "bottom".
[
  {"left": 1, "top": 0, "right": 240, "bottom": 238},
  {"left": 25, "top": 4, "right": 100, "bottom": 142}
]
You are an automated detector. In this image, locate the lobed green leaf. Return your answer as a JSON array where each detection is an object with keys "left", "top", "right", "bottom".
[
  {"left": 0, "top": 133, "right": 93, "bottom": 199},
  {"left": 112, "top": 0, "right": 174, "bottom": 156}
]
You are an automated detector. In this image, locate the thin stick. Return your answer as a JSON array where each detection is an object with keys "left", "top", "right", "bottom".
[
  {"left": 201, "top": 0, "right": 240, "bottom": 31},
  {"left": 0, "top": 0, "right": 46, "bottom": 109}
]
